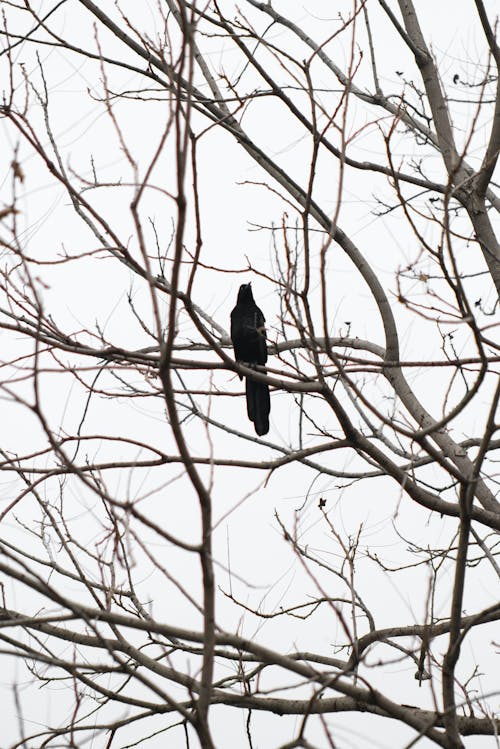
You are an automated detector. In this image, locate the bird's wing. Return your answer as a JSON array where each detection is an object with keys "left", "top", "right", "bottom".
[{"left": 254, "top": 306, "right": 267, "bottom": 364}]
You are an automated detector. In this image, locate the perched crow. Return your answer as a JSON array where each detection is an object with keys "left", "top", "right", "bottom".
[{"left": 230, "top": 284, "right": 270, "bottom": 436}]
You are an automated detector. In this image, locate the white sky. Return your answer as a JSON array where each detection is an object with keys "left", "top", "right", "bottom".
[{"left": 0, "top": 1, "right": 499, "bottom": 747}]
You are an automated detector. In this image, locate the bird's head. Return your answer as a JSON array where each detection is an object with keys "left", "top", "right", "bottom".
[{"left": 237, "top": 283, "right": 254, "bottom": 304}]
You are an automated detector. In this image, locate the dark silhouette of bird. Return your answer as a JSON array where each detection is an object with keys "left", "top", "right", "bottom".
[{"left": 230, "top": 283, "right": 270, "bottom": 436}]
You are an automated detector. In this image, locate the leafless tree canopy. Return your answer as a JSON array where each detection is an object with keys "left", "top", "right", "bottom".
[{"left": 0, "top": 1, "right": 499, "bottom": 747}]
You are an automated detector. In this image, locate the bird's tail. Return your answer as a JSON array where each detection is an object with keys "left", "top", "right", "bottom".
[{"left": 245, "top": 376, "right": 270, "bottom": 436}]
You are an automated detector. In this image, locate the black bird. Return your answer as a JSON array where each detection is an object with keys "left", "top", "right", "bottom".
[{"left": 230, "top": 284, "right": 270, "bottom": 436}]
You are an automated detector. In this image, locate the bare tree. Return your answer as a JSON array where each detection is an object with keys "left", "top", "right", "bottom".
[{"left": 0, "top": 1, "right": 499, "bottom": 747}]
